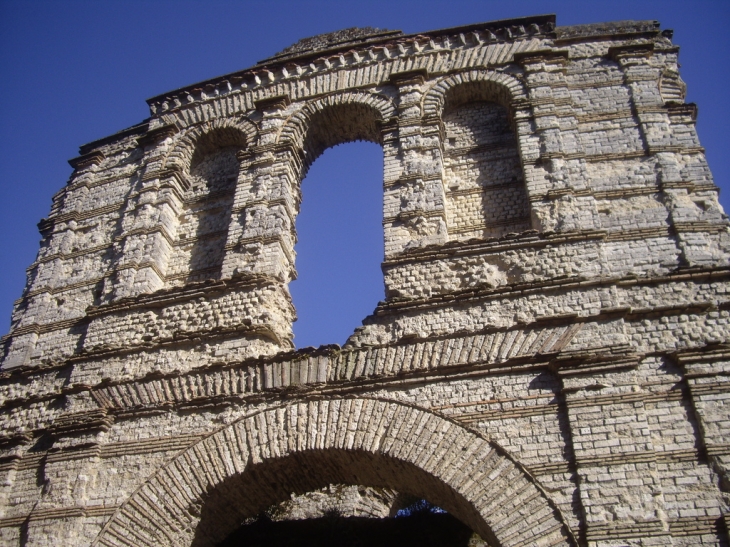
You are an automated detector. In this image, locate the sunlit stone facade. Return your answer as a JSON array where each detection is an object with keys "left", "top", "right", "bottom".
[{"left": 1, "top": 15, "right": 729, "bottom": 546}]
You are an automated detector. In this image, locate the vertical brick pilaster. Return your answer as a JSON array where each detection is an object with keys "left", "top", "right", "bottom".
[
  {"left": 103, "top": 167, "right": 183, "bottom": 300},
  {"left": 675, "top": 348, "right": 730, "bottom": 544},
  {"left": 560, "top": 369, "right": 674, "bottom": 546},
  {"left": 383, "top": 71, "right": 449, "bottom": 257},
  {"left": 222, "top": 143, "right": 298, "bottom": 285},
  {"left": 611, "top": 44, "right": 730, "bottom": 267},
  {"left": 99, "top": 127, "right": 180, "bottom": 301},
  {"left": 516, "top": 50, "right": 598, "bottom": 234}
]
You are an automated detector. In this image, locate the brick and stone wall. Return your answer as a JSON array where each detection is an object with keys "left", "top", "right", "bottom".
[{"left": 0, "top": 15, "right": 728, "bottom": 547}]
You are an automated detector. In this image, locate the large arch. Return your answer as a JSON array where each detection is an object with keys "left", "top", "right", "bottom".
[{"left": 92, "top": 397, "right": 577, "bottom": 547}]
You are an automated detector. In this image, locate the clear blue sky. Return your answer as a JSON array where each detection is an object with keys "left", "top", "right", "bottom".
[{"left": 1, "top": 0, "right": 728, "bottom": 348}]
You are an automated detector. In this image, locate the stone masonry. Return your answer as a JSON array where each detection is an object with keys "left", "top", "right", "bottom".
[{"left": 0, "top": 15, "right": 729, "bottom": 546}]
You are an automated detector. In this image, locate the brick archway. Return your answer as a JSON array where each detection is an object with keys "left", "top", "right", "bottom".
[
  {"left": 421, "top": 70, "right": 528, "bottom": 117},
  {"left": 276, "top": 91, "right": 396, "bottom": 151},
  {"left": 162, "top": 117, "right": 259, "bottom": 174},
  {"left": 92, "top": 398, "right": 577, "bottom": 547}
]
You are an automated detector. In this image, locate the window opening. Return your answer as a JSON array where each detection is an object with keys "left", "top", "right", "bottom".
[{"left": 290, "top": 142, "right": 383, "bottom": 348}]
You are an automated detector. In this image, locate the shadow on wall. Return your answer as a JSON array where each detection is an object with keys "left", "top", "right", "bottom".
[
  {"left": 185, "top": 147, "right": 239, "bottom": 283},
  {"left": 290, "top": 141, "right": 384, "bottom": 349},
  {"left": 165, "top": 125, "right": 249, "bottom": 288}
]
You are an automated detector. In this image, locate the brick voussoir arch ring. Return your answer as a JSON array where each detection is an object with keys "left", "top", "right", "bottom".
[
  {"left": 421, "top": 69, "right": 529, "bottom": 117},
  {"left": 92, "top": 397, "right": 578, "bottom": 547},
  {"left": 162, "top": 117, "right": 259, "bottom": 174},
  {"left": 276, "top": 91, "right": 397, "bottom": 149}
]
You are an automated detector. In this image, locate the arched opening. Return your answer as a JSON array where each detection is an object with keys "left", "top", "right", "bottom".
[
  {"left": 289, "top": 103, "right": 385, "bottom": 348},
  {"left": 92, "top": 398, "right": 576, "bottom": 547},
  {"left": 166, "top": 129, "right": 246, "bottom": 286},
  {"left": 192, "top": 449, "right": 491, "bottom": 547},
  {"left": 290, "top": 142, "right": 383, "bottom": 348},
  {"left": 441, "top": 82, "right": 531, "bottom": 241}
]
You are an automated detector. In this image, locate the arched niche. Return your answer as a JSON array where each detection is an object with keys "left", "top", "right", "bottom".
[
  {"left": 165, "top": 125, "right": 249, "bottom": 286},
  {"left": 441, "top": 83, "right": 531, "bottom": 241},
  {"left": 423, "top": 72, "right": 535, "bottom": 242},
  {"left": 92, "top": 398, "right": 577, "bottom": 547},
  {"left": 163, "top": 118, "right": 258, "bottom": 175}
]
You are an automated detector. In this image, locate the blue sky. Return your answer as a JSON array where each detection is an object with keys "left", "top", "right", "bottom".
[{"left": 1, "top": 0, "right": 728, "bottom": 348}]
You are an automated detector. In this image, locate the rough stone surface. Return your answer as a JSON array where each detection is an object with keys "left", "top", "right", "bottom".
[{"left": 0, "top": 14, "right": 729, "bottom": 547}]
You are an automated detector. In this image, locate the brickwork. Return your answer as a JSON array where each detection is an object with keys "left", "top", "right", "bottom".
[
  {"left": 443, "top": 100, "right": 531, "bottom": 239},
  {"left": 0, "top": 15, "right": 729, "bottom": 547}
]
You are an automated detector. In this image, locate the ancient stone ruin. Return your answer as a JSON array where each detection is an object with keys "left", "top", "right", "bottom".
[{"left": 1, "top": 14, "right": 729, "bottom": 547}]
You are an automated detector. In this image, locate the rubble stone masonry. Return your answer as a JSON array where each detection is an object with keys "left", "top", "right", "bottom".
[{"left": 0, "top": 15, "right": 728, "bottom": 547}]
